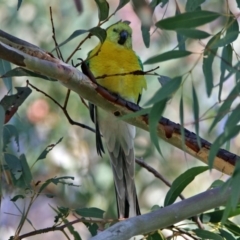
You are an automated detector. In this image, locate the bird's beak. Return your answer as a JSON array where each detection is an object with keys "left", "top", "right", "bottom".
[{"left": 118, "top": 30, "right": 128, "bottom": 45}]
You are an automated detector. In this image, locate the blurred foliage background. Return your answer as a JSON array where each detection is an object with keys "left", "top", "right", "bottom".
[{"left": 1, "top": 0, "right": 239, "bottom": 239}]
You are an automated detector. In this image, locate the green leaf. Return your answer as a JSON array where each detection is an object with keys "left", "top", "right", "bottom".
[
  {"left": 4, "top": 153, "right": 32, "bottom": 188},
  {"left": 4, "top": 153, "right": 22, "bottom": 180},
  {"left": 120, "top": 108, "right": 151, "bottom": 120},
  {"left": 17, "top": 0, "right": 22, "bottom": 10},
  {"left": 208, "top": 127, "right": 240, "bottom": 169},
  {"left": 3, "top": 125, "right": 19, "bottom": 151},
  {"left": 218, "top": 44, "right": 232, "bottom": 101},
  {"left": 84, "top": 222, "right": 98, "bottom": 236},
  {"left": 141, "top": 25, "right": 150, "bottom": 48},
  {"left": 160, "top": 0, "right": 169, "bottom": 8},
  {"left": 144, "top": 50, "right": 192, "bottom": 64},
  {"left": 202, "top": 32, "right": 221, "bottom": 97},
  {"left": 1, "top": 67, "right": 57, "bottom": 81},
  {"left": 147, "top": 231, "right": 165, "bottom": 240},
  {"left": 11, "top": 194, "right": 25, "bottom": 202},
  {"left": 156, "top": 11, "right": 220, "bottom": 30},
  {"left": 219, "top": 229, "right": 235, "bottom": 240},
  {"left": 38, "top": 176, "right": 75, "bottom": 195},
  {"left": 158, "top": 75, "right": 172, "bottom": 87},
  {"left": 0, "top": 59, "right": 12, "bottom": 92},
  {"left": 192, "top": 83, "right": 201, "bottom": 148},
  {"left": 164, "top": 166, "right": 208, "bottom": 206},
  {"left": 176, "top": 28, "right": 210, "bottom": 39},
  {"left": 115, "top": 0, "right": 130, "bottom": 12},
  {"left": 209, "top": 81, "right": 240, "bottom": 132},
  {"left": 185, "top": 0, "right": 206, "bottom": 12},
  {"left": 209, "top": 179, "right": 224, "bottom": 189},
  {"left": 0, "top": 105, "right": 4, "bottom": 189},
  {"left": 175, "top": 7, "right": 186, "bottom": 50},
  {"left": 19, "top": 154, "right": 32, "bottom": 186},
  {"left": 75, "top": 207, "right": 105, "bottom": 218},
  {"left": 225, "top": 220, "right": 240, "bottom": 236},
  {"left": 63, "top": 218, "right": 82, "bottom": 240},
  {"left": 176, "top": 30, "right": 186, "bottom": 50},
  {"left": 193, "top": 229, "right": 223, "bottom": 240},
  {"left": 237, "top": 0, "right": 240, "bottom": 8},
  {"left": 36, "top": 137, "right": 63, "bottom": 161},
  {"left": 89, "top": 27, "right": 107, "bottom": 43},
  {"left": 95, "top": 0, "right": 109, "bottom": 21},
  {"left": 179, "top": 94, "right": 185, "bottom": 150},
  {"left": 147, "top": 76, "right": 182, "bottom": 105},
  {"left": 149, "top": 99, "right": 168, "bottom": 154},
  {"left": 225, "top": 104, "right": 240, "bottom": 132},
  {"left": 54, "top": 29, "right": 88, "bottom": 50},
  {"left": 0, "top": 87, "right": 32, "bottom": 123},
  {"left": 212, "top": 16, "right": 239, "bottom": 48},
  {"left": 229, "top": 161, "right": 240, "bottom": 209},
  {"left": 200, "top": 205, "right": 240, "bottom": 224}
]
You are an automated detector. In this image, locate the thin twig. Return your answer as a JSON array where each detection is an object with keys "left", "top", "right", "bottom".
[
  {"left": 26, "top": 81, "right": 95, "bottom": 133},
  {"left": 95, "top": 66, "right": 160, "bottom": 80},
  {"left": 15, "top": 217, "right": 116, "bottom": 240},
  {"left": 135, "top": 158, "right": 185, "bottom": 200},
  {"left": 50, "top": 7, "right": 64, "bottom": 61},
  {"left": 136, "top": 158, "right": 204, "bottom": 229}
]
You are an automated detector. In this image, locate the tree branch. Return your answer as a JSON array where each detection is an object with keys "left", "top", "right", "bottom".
[
  {"left": 0, "top": 29, "right": 238, "bottom": 175},
  {"left": 90, "top": 186, "right": 230, "bottom": 240}
]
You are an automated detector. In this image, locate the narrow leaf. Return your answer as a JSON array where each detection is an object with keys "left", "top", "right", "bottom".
[
  {"left": 141, "top": 25, "right": 150, "bottom": 48},
  {"left": 164, "top": 166, "right": 208, "bottom": 206},
  {"left": 144, "top": 50, "right": 192, "bottom": 64},
  {"left": 185, "top": 0, "right": 206, "bottom": 12},
  {"left": 0, "top": 59, "right": 12, "bottom": 92},
  {"left": 3, "top": 125, "right": 19, "bottom": 151},
  {"left": 89, "top": 27, "right": 107, "bottom": 43},
  {"left": 212, "top": 16, "right": 239, "bottom": 48},
  {"left": 115, "top": 0, "right": 130, "bottom": 12},
  {"left": 176, "top": 28, "right": 210, "bottom": 39},
  {"left": 11, "top": 195, "right": 25, "bottom": 202},
  {"left": 156, "top": 11, "right": 220, "bottom": 30},
  {"left": 179, "top": 94, "right": 185, "bottom": 150},
  {"left": 202, "top": 32, "right": 221, "bottom": 97},
  {"left": 218, "top": 44, "right": 232, "bottom": 101},
  {"left": 75, "top": 207, "right": 105, "bottom": 218},
  {"left": 36, "top": 137, "right": 63, "bottom": 161},
  {"left": 95, "top": 0, "right": 109, "bottom": 21},
  {"left": 146, "top": 76, "right": 182, "bottom": 105},
  {"left": 208, "top": 126, "right": 240, "bottom": 169},
  {"left": 209, "top": 81, "right": 240, "bottom": 132},
  {"left": 219, "top": 229, "right": 235, "bottom": 240},
  {"left": 225, "top": 220, "right": 240, "bottom": 236},
  {"left": 193, "top": 229, "right": 223, "bottom": 240},
  {"left": 4, "top": 153, "right": 22, "bottom": 180},
  {"left": 2, "top": 67, "right": 57, "bottom": 81},
  {"left": 237, "top": 0, "right": 240, "bottom": 8},
  {"left": 54, "top": 29, "right": 88, "bottom": 50},
  {"left": 17, "top": 0, "right": 22, "bottom": 10},
  {"left": 192, "top": 83, "right": 201, "bottom": 148},
  {"left": 175, "top": 6, "right": 186, "bottom": 50},
  {"left": 149, "top": 99, "right": 168, "bottom": 154}
]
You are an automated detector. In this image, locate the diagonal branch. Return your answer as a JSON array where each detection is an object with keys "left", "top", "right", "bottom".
[{"left": 0, "top": 29, "right": 238, "bottom": 176}]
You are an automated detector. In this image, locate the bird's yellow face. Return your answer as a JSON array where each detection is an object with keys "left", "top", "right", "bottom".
[{"left": 106, "top": 22, "right": 132, "bottom": 49}]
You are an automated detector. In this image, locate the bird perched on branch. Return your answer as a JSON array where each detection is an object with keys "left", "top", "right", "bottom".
[{"left": 86, "top": 21, "right": 147, "bottom": 218}]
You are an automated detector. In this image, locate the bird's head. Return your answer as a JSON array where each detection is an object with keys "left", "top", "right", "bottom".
[{"left": 106, "top": 22, "right": 132, "bottom": 49}]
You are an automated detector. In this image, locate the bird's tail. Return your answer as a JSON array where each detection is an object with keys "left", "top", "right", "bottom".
[{"left": 108, "top": 145, "right": 141, "bottom": 218}]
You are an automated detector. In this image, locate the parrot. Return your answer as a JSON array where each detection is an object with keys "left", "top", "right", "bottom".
[{"left": 86, "top": 21, "right": 147, "bottom": 218}]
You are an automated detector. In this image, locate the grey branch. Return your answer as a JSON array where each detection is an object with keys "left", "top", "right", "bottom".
[{"left": 90, "top": 186, "right": 230, "bottom": 240}]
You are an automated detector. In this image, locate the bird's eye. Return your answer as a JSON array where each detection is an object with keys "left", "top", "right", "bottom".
[{"left": 113, "top": 28, "right": 117, "bottom": 32}]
